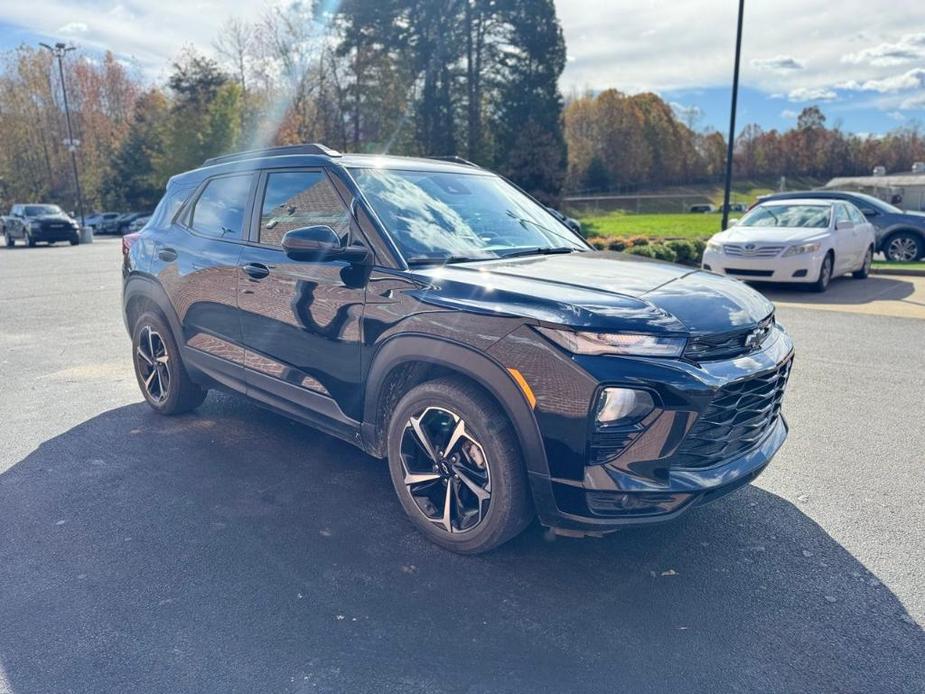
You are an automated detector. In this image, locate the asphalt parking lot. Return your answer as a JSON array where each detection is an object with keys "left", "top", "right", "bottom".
[{"left": 1, "top": 238, "right": 923, "bottom": 694}]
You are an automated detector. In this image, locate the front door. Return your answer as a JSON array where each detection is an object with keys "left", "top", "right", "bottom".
[
  {"left": 832, "top": 204, "right": 858, "bottom": 273},
  {"left": 237, "top": 169, "right": 369, "bottom": 429}
]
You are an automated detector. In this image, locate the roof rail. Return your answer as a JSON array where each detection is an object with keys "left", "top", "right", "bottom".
[
  {"left": 427, "top": 155, "right": 479, "bottom": 168},
  {"left": 203, "top": 143, "right": 341, "bottom": 167}
]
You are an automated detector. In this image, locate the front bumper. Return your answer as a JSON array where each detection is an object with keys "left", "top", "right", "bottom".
[
  {"left": 490, "top": 323, "right": 794, "bottom": 534},
  {"left": 31, "top": 224, "right": 79, "bottom": 242},
  {"left": 702, "top": 248, "right": 824, "bottom": 283}
]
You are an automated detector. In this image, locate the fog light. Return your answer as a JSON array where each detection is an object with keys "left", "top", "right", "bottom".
[{"left": 595, "top": 388, "right": 655, "bottom": 425}]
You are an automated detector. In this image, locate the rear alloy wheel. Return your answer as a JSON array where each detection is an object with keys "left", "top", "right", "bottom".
[
  {"left": 132, "top": 311, "right": 206, "bottom": 415},
  {"left": 885, "top": 232, "right": 922, "bottom": 262},
  {"left": 810, "top": 254, "right": 833, "bottom": 293},
  {"left": 853, "top": 246, "right": 873, "bottom": 279},
  {"left": 387, "top": 377, "right": 532, "bottom": 554}
]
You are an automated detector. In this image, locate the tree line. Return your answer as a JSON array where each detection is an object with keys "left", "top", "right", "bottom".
[
  {"left": 564, "top": 93, "right": 925, "bottom": 194},
  {"left": 0, "top": 0, "right": 923, "bottom": 216}
]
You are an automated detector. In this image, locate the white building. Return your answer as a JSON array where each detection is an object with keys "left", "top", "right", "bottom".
[{"left": 825, "top": 163, "right": 925, "bottom": 211}]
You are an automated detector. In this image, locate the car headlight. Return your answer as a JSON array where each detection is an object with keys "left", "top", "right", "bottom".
[
  {"left": 782, "top": 242, "right": 821, "bottom": 257},
  {"left": 706, "top": 240, "right": 723, "bottom": 253},
  {"left": 536, "top": 327, "right": 686, "bottom": 357}
]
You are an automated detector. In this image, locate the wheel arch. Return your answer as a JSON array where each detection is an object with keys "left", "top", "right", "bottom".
[
  {"left": 362, "top": 335, "right": 550, "bottom": 478},
  {"left": 123, "top": 274, "right": 183, "bottom": 340}
]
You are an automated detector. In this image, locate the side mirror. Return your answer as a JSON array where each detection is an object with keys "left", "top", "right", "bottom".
[
  {"left": 281, "top": 225, "right": 369, "bottom": 263},
  {"left": 860, "top": 208, "right": 877, "bottom": 216}
]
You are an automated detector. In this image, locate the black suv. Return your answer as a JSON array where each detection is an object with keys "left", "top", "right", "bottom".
[
  {"left": 123, "top": 144, "right": 794, "bottom": 553},
  {"left": 758, "top": 190, "right": 925, "bottom": 261}
]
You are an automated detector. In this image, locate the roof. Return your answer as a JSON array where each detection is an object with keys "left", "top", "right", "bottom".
[
  {"left": 825, "top": 174, "right": 925, "bottom": 188},
  {"left": 759, "top": 198, "right": 835, "bottom": 206}
]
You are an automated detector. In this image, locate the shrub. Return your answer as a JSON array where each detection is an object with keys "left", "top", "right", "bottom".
[
  {"left": 607, "top": 238, "right": 627, "bottom": 251},
  {"left": 586, "top": 236, "right": 608, "bottom": 250},
  {"left": 649, "top": 243, "right": 679, "bottom": 263},
  {"left": 626, "top": 236, "right": 649, "bottom": 247},
  {"left": 665, "top": 239, "right": 696, "bottom": 263},
  {"left": 625, "top": 244, "right": 658, "bottom": 259}
]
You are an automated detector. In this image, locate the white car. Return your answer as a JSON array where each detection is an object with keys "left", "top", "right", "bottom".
[{"left": 701, "top": 199, "right": 875, "bottom": 292}]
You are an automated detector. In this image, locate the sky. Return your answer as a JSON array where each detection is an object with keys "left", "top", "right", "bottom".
[{"left": 0, "top": 0, "right": 923, "bottom": 136}]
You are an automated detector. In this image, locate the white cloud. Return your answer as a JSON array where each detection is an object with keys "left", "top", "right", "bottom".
[
  {"left": 751, "top": 55, "right": 805, "bottom": 72},
  {"left": 842, "top": 32, "right": 925, "bottom": 66},
  {"left": 887, "top": 111, "right": 906, "bottom": 120},
  {"left": 780, "top": 109, "right": 799, "bottom": 119},
  {"left": 787, "top": 87, "right": 837, "bottom": 102},
  {"left": 58, "top": 22, "right": 88, "bottom": 35},
  {"left": 851, "top": 68, "right": 925, "bottom": 93},
  {"left": 900, "top": 93, "right": 925, "bottom": 109}
]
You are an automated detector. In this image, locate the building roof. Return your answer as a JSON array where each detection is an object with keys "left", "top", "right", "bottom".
[{"left": 825, "top": 173, "right": 925, "bottom": 188}]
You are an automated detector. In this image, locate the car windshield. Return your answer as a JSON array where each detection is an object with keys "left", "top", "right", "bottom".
[
  {"left": 739, "top": 204, "right": 831, "bottom": 229},
  {"left": 24, "top": 205, "right": 63, "bottom": 217},
  {"left": 350, "top": 168, "right": 587, "bottom": 264}
]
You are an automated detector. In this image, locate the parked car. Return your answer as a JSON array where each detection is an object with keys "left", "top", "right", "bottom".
[
  {"left": 545, "top": 206, "right": 582, "bottom": 235},
  {"left": 123, "top": 143, "right": 794, "bottom": 553},
  {"left": 85, "top": 211, "right": 122, "bottom": 234},
  {"left": 758, "top": 190, "right": 925, "bottom": 261},
  {"left": 689, "top": 203, "right": 716, "bottom": 213},
  {"left": 4, "top": 203, "right": 80, "bottom": 247},
  {"left": 702, "top": 198, "right": 875, "bottom": 292},
  {"left": 127, "top": 214, "right": 151, "bottom": 232},
  {"left": 115, "top": 211, "right": 152, "bottom": 235}
]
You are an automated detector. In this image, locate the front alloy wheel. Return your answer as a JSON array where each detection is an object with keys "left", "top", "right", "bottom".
[
  {"left": 400, "top": 407, "right": 492, "bottom": 534},
  {"left": 386, "top": 377, "right": 532, "bottom": 553}
]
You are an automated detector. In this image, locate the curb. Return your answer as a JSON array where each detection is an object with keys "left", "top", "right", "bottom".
[{"left": 871, "top": 267, "right": 925, "bottom": 277}]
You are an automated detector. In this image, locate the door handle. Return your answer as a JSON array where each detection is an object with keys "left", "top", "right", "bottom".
[
  {"left": 157, "top": 247, "right": 177, "bottom": 262},
  {"left": 241, "top": 262, "right": 270, "bottom": 280}
]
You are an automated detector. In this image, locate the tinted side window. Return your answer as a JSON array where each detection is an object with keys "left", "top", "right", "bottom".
[
  {"left": 259, "top": 171, "right": 351, "bottom": 247},
  {"left": 190, "top": 174, "right": 253, "bottom": 239}
]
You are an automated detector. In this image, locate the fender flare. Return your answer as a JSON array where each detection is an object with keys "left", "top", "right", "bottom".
[
  {"left": 122, "top": 274, "right": 184, "bottom": 340},
  {"left": 362, "top": 335, "right": 550, "bottom": 477}
]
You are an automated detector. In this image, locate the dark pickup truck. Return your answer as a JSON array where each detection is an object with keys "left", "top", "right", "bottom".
[{"left": 4, "top": 203, "right": 80, "bottom": 247}]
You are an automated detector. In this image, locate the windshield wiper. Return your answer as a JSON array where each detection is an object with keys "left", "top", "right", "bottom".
[
  {"left": 406, "top": 255, "right": 489, "bottom": 267},
  {"left": 498, "top": 246, "right": 578, "bottom": 259}
]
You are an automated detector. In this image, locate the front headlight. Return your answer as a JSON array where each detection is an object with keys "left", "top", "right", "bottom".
[
  {"left": 706, "top": 240, "right": 723, "bottom": 253},
  {"left": 782, "top": 241, "right": 821, "bottom": 257},
  {"left": 536, "top": 327, "right": 686, "bottom": 357}
]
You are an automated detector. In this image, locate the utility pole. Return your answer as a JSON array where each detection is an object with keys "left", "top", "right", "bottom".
[
  {"left": 721, "top": 0, "right": 745, "bottom": 232},
  {"left": 40, "top": 42, "right": 85, "bottom": 230}
]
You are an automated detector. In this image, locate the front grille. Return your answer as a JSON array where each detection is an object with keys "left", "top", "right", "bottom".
[
  {"left": 685, "top": 315, "right": 774, "bottom": 361},
  {"left": 672, "top": 357, "right": 792, "bottom": 468},
  {"left": 724, "top": 244, "right": 785, "bottom": 257},
  {"left": 724, "top": 268, "right": 773, "bottom": 277}
]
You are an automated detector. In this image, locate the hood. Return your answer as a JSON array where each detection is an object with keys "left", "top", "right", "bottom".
[
  {"left": 715, "top": 226, "right": 825, "bottom": 245},
  {"left": 412, "top": 251, "right": 773, "bottom": 335},
  {"left": 31, "top": 213, "right": 75, "bottom": 224}
]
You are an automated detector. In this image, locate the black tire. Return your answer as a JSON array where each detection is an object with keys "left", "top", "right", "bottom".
[
  {"left": 809, "top": 253, "right": 833, "bottom": 293},
  {"left": 131, "top": 311, "right": 207, "bottom": 415},
  {"left": 883, "top": 231, "right": 923, "bottom": 262},
  {"left": 853, "top": 246, "right": 873, "bottom": 279},
  {"left": 70, "top": 236, "right": 79, "bottom": 246},
  {"left": 386, "top": 376, "right": 533, "bottom": 554},
  {"left": 4, "top": 233, "right": 13, "bottom": 248},
  {"left": 26, "top": 233, "right": 36, "bottom": 248}
]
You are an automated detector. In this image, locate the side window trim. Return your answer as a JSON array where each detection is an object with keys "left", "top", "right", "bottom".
[{"left": 178, "top": 172, "right": 257, "bottom": 244}]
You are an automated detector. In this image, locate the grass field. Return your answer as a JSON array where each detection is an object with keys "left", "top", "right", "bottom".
[
  {"left": 872, "top": 260, "right": 925, "bottom": 274},
  {"left": 580, "top": 211, "right": 722, "bottom": 239}
]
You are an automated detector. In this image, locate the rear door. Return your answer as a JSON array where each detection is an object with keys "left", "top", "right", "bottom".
[
  {"left": 152, "top": 172, "right": 256, "bottom": 392},
  {"left": 236, "top": 168, "right": 369, "bottom": 430},
  {"left": 846, "top": 203, "right": 873, "bottom": 260}
]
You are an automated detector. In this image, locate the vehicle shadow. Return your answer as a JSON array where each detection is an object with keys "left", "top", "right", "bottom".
[
  {"left": 755, "top": 275, "right": 917, "bottom": 305},
  {"left": 0, "top": 396, "right": 921, "bottom": 694}
]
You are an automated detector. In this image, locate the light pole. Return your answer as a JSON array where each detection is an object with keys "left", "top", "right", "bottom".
[
  {"left": 721, "top": 0, "right": 745, "bottom": 231},
  {"left": 40, "top": 42, "right": 85, "bottom": 230}
]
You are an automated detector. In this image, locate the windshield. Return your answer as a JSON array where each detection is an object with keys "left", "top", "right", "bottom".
[
  {"left": 350, "top": 168, "right": 587, "bottom": 263},
  {"left": 739, "top": 204, "right": 831, "bottom": 229},
  {"left": 24, "top": 205, "right": 63, "bottom": 217}
]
